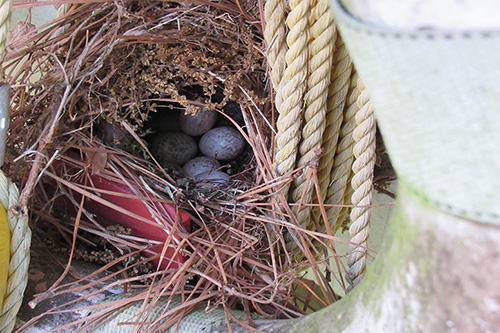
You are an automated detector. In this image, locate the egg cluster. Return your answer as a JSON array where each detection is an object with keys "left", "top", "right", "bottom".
[{"left": 149, "top": 108, "right": 246, "bottom": 185}]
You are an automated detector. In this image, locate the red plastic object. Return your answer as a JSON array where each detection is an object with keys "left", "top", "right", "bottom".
[{"left": 53, "top": 153, "right": 190, "bottom": 270}]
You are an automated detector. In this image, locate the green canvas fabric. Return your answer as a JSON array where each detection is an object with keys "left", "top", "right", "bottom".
[{"left": 330, "top": 0, "right": 500, "bottom": 223}]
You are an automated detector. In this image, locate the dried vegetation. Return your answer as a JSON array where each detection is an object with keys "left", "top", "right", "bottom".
[{"left": 3, "top": 0, "right": 362, "bottom": 331}]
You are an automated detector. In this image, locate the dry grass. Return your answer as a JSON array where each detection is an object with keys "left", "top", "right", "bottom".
[{"left": 2, "top": 0, "right": 370, "bottom": 331}]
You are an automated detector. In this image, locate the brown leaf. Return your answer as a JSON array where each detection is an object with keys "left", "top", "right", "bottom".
[{"left": 90, "top": 151, "right": 107, "bottom": 175}]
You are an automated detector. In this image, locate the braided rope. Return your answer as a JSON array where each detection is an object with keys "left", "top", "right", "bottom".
[
  {"left": 314, "top": 35, "right": 351, "bottom": 227},
  {"left": 331, "top": 70, "right": 359, "bottom": 230},
  {"left": 273, "top": 0, "right": 309, "bottom": 199},
  {"left": 0, "top": 0, "right": 10, "bottom": 56},
  {"left": 290, "top": 0, "right": 334, "bottom": 244},
  {"left": 264, "top": 0, "right": 291, "bottom": 209},
  {"left": 337, "top": 165, "right": 355, "bottom": 231},
  {"left": 324, "top": 70, "right": 358, "bottom": 234},
  {"left": 0, "top": 173, "right": 31, "bottom": 332},
  {"left": 264, "top": 0, "right": 290, "bottom": 251},
  {"left": 0, "top": 0, "right": 11, "bottom": 80},
  {"left": 264, "top": 0, "right": 288, "bottom": 110},
  {"left": 346, "top": 78, "right": 376, "bottom": 289},
  {"left": 0, "top": 0, "right": 32, "bottom": 329}
]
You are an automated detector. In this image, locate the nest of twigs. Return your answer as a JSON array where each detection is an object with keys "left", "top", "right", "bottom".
[{"left": 2, "top": 0, "right": 373, "bottom": 331}]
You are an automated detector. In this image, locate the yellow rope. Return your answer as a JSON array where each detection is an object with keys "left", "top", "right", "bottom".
[
  {"left": 337, "top": 165, "right": 355, "bottom": 231},
  {"left": 290, "top": 0, "right": 335, "bottom": 246},
  {"left": 264, "top": 0, "right": 288, "bottom": 110},
  {"left": 0, "top": 0, "right": 32, "bottom": 329},
  {"left": 0, "top": 0, "right": 11, "bottom": 80},
  {"left": 325, "top": 70, "right": 358, "bottom": 234},
  {"left": 273, "top": 0, "right": 309, "bottom": 196},
  {"left": 0, "top": 0, "right": 10, "bottom": 56},
  {"left": 332, "top": 69, "right": 359, "bottom": 230},
  {"left": 264, "top": 2, "right": 377, "bottom": 280},
  {"left": 265, "top": 0, "right": 291, "bottom": 250},
  {"left": 297, "top": 0, "right": 334, "bottom": 165},
  {"left": 0, "top": 173, "right": 31, "bottom": 332},
  {"left": 0, "top": 204, "right": 7, "bottom": 312},
  {"left": 346, "top": 78, "right": 376, "bottom": 288},
  {"left": 264, "top": 0, "right": 290, "bottom": 210},
  {"left": 314, "top": 34, "right": 351, "bottom": 227}
]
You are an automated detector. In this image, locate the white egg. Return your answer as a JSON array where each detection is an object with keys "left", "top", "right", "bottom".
[
  {"left": 179, "top": 109, "right": 218, "bottom": 136},
  {"left": 199, "top": 126, "right": 245, "bottom": 161},
  {"left": 183, "top": 156, "right": 221, "bottom": 178},
  {"left": 150, "top": 132, "right": 197, "bottom": 166}
]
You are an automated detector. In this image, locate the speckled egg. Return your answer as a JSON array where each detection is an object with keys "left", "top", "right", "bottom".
[
  {"left": 199, "top": 126, "right": 245, "bottom": 161},
  {"left": 194, "top": 170, "right": 230, "bottom": 185},
  {"left": 183, "top": 156, "right": 221, "bottom": 178},
  {"left": 179, "top": 109, "right": 218, "bottom": 136},
  {"left": 150, "top": 132, "right": 197, "bottom": 166}
]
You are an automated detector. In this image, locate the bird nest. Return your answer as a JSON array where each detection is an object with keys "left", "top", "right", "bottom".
[{"left": 4, "top": 0, "right": 364, "bottom": 331}]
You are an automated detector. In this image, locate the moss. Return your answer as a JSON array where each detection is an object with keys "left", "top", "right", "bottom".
[{"left": 279, "top": 185, "right": 432, "bottom": 332}]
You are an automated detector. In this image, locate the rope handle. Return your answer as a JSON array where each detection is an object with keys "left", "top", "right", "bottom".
[
  {"left": 346, "top": 78, "right": 375, "bottom": 289},
  {"left": 0, "top": 85, "right": 31, "bottom": 332},
  {"left": 265, "top": 0, "right": 376, "bottom": 287},
  {"left": 0, "top": 85, "right": 9, "bottom": 167},
  {"left": 0, "top": 0, "right": 32, "bottom": 330}
]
